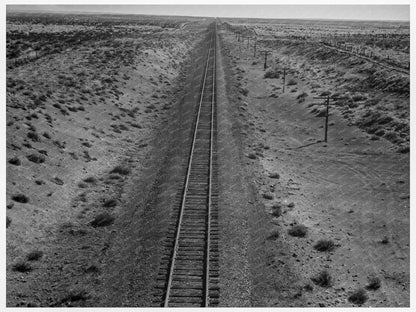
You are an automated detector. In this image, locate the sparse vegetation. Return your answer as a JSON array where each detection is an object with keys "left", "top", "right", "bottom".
[
  {"left": 314, "top": 239, "right": 336, "bottom": 252},
  {"left": 264, "top": 69, "right": 280, "bottom": 79},
  {"left": 12, "top": 259, "right": 32, "bottom": 272},
  {"left": 311, "top": 270, "right": 332, "bottom": 287},
  {"left": 27, "top": 131, "right": 41, "bottom": 142},
  {"left": 26, "top": 250, "right": 43, "bottom": 261},
  {"left": 12, "top": 194, "right": 29, "bottom": 203},
  {"left": 296, "top": 92, "right": 308, "bottom": 102},
  {"left": 52, "top": 177, "right": 64, "bottom": 185},
  {"left": 78, "top": 182, "right": 88, "bottom": 188},
  {"left": 348, "top": 288, "right": 368, "bottom": 305},
  {"left": 287, "top": 78, "right": 297, "bottom": 86},
  {"left": 109, "top": 174, "right": 121, "bottom": 180},
  {"left": 27, "top": 153, "right": 45, "bottom": 163},
  {"left": 60, "top": 288, "right": 90, "bottom": 305},
  {"left": 266, "top": 230, "right": 280, "bottom": 240},
  {"left": 103, "top": 199, "right": 117, "bottom": 208},
  {"left": 6, "top": 12, "right": 410, "bottom": 308},
  {"left": 85, "top": 264, "right": 100, "bottom": 274},
  {"left": 381, "top": 236, "right": 389, "bottom": 244},
  {"left": 269, "top": 172, "right": 280, "bottom": 179},
  {"left": 8, "top": 156, "right": 21, "bottom": 166},
  {"left": 83, "top": 176, "right": 97, "bottom": 183},
  {"left": 110, "top": 165, "right": 131, "bottom": 175},
  {"left": 366, "top": 275, "right": 381, "bottom": 290},
  {"left": 304, "top": 283, "right": 314, "bottom": 292},
  {"left": 288, "top": 224, "right": 307, "bottom": 237},
  {"left": 271, "top": 204, "right": 282, "bottom": 217},
  {"left": 90, "top": 213, "right": 115, "bottom": 227},
  {"left": 239, "top": 87, "right": 249, "bottom": 96},
  {"left": 397, "top": 144, "right": 410, "bottom": 154}
]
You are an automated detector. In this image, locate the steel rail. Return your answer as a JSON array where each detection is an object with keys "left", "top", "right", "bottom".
[
  {"left": 163, "top": 26, "right": 216, "bottom": 307},
  {"left": 204, "top": 22, "right": 216, "bottom": 307}
]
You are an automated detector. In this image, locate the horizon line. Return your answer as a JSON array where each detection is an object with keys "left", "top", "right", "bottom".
[{"left": 6, "top": 8, "right": 410, "bottom": 23}]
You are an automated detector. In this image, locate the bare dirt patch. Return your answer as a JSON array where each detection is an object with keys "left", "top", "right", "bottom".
[
  {"left": 218, "top": 21, "right": 409, "bottom": 307},
  {"left": 6, "top": 12, "right": 206, "bottom": 307}
]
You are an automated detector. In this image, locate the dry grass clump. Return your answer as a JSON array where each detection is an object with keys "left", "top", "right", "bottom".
[
  {"left": 60, "top": 288, "right": 90, "bottom": 305},
  {"left": 6, "top": 216, "right": 12, "bottom": 228},
  {"left": 263, "top": 192, "right": 274, "bottom": 200},
  {"left": 27, "top": 131, "right": 41, "bottom": 142},
  {"left": 12, "top": 259, "right": 32, "bottom": 272},
  {"left": 320, "top": 91, "right": 331, "bottom": 96},
  {"left": 296, "top": 92, "right": 308, "bottom": 102},
  {"left": 383, "top": 131, "right": 400, "bottom": 143},
  {"left": 303, "top": 283, "right": 314, "bottom": 292},
  {"left": 271, "top": 204, "right": 282, "bottom": 217},
  {"left": 12, "top": 194, "right": 29, "bottom": 203},
  {"left": 288, "top": 224, "right": 307, "bottom": 237},
  {"left": 352, "top": 94, "right": 367, "bottom": 102},
  {"left": 83, "top": 176, "right": 97, "bottom": 183},
  {"left": 78, "top": 182, "right": 88, "bottom": 188},
  {"left": 269, "top": 172, "right": 280, "bottom": 179},
  {"left": 312, "top": 106, "right": 327, "bottom": 117},
  {"left": 264, "top": 69, "right": 280, "bottom": 79},
  {"left": 311, "top": 270, "right": 332, "bottom": 287},
  {"left": 8, "top": 156, "right": 21, "bottom": 166},
  {"left": 247, "top": 153, "right": 257, "bottom": 159},
  {"left": 239, "top": 87, "right": 249, "bottom": 96},
  {"left": 266, "top": 230, "right": 280, "bottom": 240},
  {"left": 397, "top": 144, "right": 410, "bottom": 154},
  {"left": 110, "top": 165, "right": 131, "bottom": 175},
  {"left": 366, "top": 275, "right": 381, "bottom": 290},
  {"left": 90, "top": 213, "right": 115, "bottom": 227},
  {"left": 380, "top": 236, "right": 389, "bottom": 244},
  {"left": 85, "top": 264, "right": 100, "bottom": 274},
  {"left": 52, "top": 177, "right": 64, "bottom": 185},
  {"left": 314, "top": 239, "right": 336, "bottom": 252},
  {"left": 109, "top": 174, "right": 121, "bottom": 180},
  {"left": 287, "top": 78, "right": 297, "bottom": 86},
  {"left": 348, "top": 288, "right": 368, "bottom": 305},
  {"left": 26, "top": 250, "right": 43, "bottom": 261},
  {"left": 27, "top": 153, "right": 45, "bottom": 163},
  {"left": 103, "top": 199, "right": 117, "bottom": 208}
]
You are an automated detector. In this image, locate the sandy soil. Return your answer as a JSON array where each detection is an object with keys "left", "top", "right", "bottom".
[
  {"left": 6, "top": 20, "right": 205, "bottom": 307},
  {"left": 219, "top": 28, "right": 409, "bottom": 307}
]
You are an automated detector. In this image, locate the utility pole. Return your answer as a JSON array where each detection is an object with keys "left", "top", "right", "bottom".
[
  {"left": 247, "top": 36, "right": 251, "bottom": 48},
  {"left": 324, "top": 96, "right": 329, "bottom": 142},
  {"left": 282, "top": 68, "right": 286, "bottom": 93},
  {"left": 259, "top": 50, "right": 271, "bottom": 70},
  {"left": 253, "top": 38, "right": 257, "bottom": 57},
  {"left": 313, "top": 96, "right": 337, "bottom": 142}
]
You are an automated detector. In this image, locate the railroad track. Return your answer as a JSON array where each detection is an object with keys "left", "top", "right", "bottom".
[{"left": 153, "top": 23, "right": 219, "bottom": 307}]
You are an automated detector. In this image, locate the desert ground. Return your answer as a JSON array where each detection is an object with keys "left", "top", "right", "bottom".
[{"left": 6, "top": 12, "right": 409, "bottom": 307}]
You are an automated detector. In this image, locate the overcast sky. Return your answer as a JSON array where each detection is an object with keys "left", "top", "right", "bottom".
[{"left": 7, "top": 4, "right": 410, "bottom": 21}]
